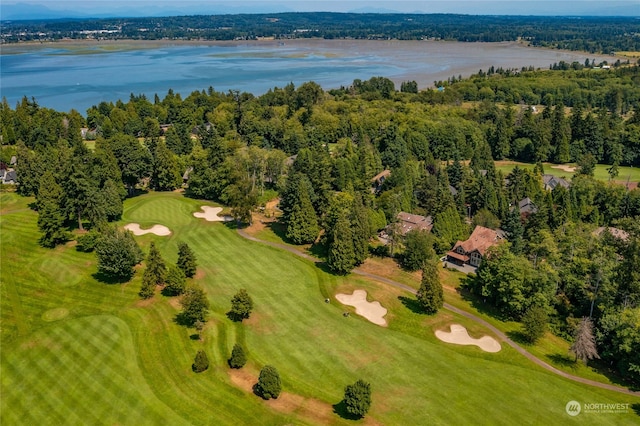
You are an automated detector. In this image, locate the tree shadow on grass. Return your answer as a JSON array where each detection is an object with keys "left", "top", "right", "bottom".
[
  {"left": 506, "top": 330, "right": 531, "bottom": 346},
  {"left": 632, "top": 404, "right": 640, "bottom": 416},
  {"left": 91, "top": 271, "right": 132, "bottom": 285},
  {"left": 189, "top": 333, "right": 201, "bottom": 341},
  {"left": 546, "top": 353, "right": 577, "bottom": 369},
  {"left": 174, "top": 312, "right": 194, "bottom": 328},
  {"left": 398, "top": 295, "right": 424, "bottom": 315},
  {"left": 332, "top": 400, "right": 362, "bottom": 421}
]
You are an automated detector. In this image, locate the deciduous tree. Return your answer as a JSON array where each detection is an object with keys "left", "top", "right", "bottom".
[
  {"left": 228, "top": 343, "right": 247, "bottom": 369},
  {"left": 96, "top": 227, "right": 143, "bottom": 281},
  {"left": 256, "top": 365, "right": 281, "bottom": 400},
  {"left": 343, "top": 379, "right": 372, "bottom": 418},
  {"left": 229, "top": 289, "right": 254, "bottom": 321}
]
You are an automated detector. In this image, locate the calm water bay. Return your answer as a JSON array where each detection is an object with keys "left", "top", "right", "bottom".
[{"left": 0, "top": 39, "right": 617, "bottom": 113}]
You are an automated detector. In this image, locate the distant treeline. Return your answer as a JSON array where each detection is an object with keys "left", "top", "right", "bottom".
[{"left": 2, "top": 13, "right": 640, "bottom": 54}]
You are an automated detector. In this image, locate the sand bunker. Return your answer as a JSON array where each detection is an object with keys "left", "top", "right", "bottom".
[
  {"left": 124, "top": 223, "right": 171, "bottom": 236},
  {"left": 193, "top": 206, "right": 232, "bottom": 222},
  {"left": 551, "top": 165, "right": 576, "bottom": 173},
  {"left": 335, "top": 289, "right": 387, "bottom": 327},
  {"left": 435, "top": 324, "right": 501, "bottom": 353}
]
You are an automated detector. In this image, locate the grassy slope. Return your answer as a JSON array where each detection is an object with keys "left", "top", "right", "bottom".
[{"left": 1, "top": 192, "right": 638, "bottom": 425}]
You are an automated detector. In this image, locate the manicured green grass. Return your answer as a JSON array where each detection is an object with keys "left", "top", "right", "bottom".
[
  {"left": 1, "top": 192, "right": 638, "bottom": 425},
  {"left": 494, "top": 161, "right": 640, "bottom": 185}
]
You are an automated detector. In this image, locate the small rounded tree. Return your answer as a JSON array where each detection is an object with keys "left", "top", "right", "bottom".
[
  {"left": 229, "top": 289, "right": 254, "bottom": 321},
  {"left": 192, "top": 350, "right": 209, "bottom": 373},
  {"left": 228, "top": 343, "right": 247, "bottom": 369},
  {"left": 343, "top": 379, "right": 372, "bottom": 418},
  {"left": 256, "top": 365, "right": 281, "bottom": 400}
]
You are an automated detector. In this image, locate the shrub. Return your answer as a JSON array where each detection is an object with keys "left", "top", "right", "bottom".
[
  {"left": 228, "top": 343, "right": 247, "bottom": 369},
  {"left": 256, "top": 365, "right": 281, "bottom": 399},
  {"left": 192, "top": 350, "right": 209, "bottom": 373}
]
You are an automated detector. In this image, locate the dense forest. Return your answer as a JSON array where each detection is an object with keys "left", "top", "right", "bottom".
[
  {"left": 1, "top": 63, "right": 639, "bottom": 386},
  {"left": 2, "top": 13, "right": 640, "bottom": 53}
]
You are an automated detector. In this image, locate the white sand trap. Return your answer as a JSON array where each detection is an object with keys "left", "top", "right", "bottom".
[
  {"left": 551, "top": 165, "right": 576, "bottom": 172},
  {"left": 193, "top": 206, "right": 232, "bottom": 222},
  {"left": 124, "top": 223, "right": 171, "bottom": 236},
  {"left": 435, "top": 324, "right": 501, "bottom": 353},
  {"left": 335, "top": 289, "right": 388, "bottom": 327}
]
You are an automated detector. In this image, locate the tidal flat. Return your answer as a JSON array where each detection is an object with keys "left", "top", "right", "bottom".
[{"left": 1, "top": 38, "right": 620, "bottom": 112}]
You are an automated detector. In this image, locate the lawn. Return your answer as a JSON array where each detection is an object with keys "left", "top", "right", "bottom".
[
  {"left": 493, "top": 160, "right": 640, "bottom": 187},
  {"left": 1, "top": 192, "right": 638, "bottom": 425}
]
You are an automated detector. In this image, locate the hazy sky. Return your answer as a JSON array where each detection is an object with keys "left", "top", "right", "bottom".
[{"left": 3, "top": 0, "right": 639, "bottom": 16}]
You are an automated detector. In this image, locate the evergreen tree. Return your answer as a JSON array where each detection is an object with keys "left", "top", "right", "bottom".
[
  {"left": 351, "top": 194, "right": 370, "bottom": 266},
  {"left": 343, "top": 379, "right": 372, "bottom": 418},
  {"left": 152, "top": 139, "right": 182, "bottom": 191},
  {"left": 285, "top": 176, "right": 319, "bottom": 244},
  {"left": 177, "top": 242, "right": 197, "bottom": 278},
  {"left": 256, "top": 365, "right": 281, "bottom": 400},
  {"left": 521, "top": 305, "right": 547, "bottom": 343},
  {"left": 164, "top": 264, "right": 187, "bottom": 296},
  {"left": 229, "top": 289, "right": 254, "bottom": 321},
  {"left": 416, "top": 259, "right": 444, "bottom": 314},
  {"left": 551, "top": 103, "right": 571, "bottom": 163},
  {"left": 180, "top": 285, "right": 210, "bottom": 326},
  {"left": 146, "top": 242, "right": 166, "bottom": 286},
  {"left": 16, "top": 141, "right": 38, "bottom": 196},
  {"left": 36, "top": 171, "right": 68, "bottom": 247},
  {"left": 139, "top": 270, "right": 156, "bottom": 299},
  {"left": 571, "top": 317, "right": 600, "bottom": 364},
  {"left": 228, "top": 343, "right": 247, "bottom": 369},
  {"left": 192, "top": 350, "right": 209, "bottom": 373},
  {"left": 432, "top": 207, "right": 468, "bottom": 252},
  {"left": 101, "top": 179, "right": 124, "bottom": 221},
  {"left": 502, "top": 207, "right": 524, "bottom": 254},
  {"left": 327, "top": 211, "right": 356, "bottom": 275},
  {"left": 62, "top": 161, "right": 94, "bottom": 231}
]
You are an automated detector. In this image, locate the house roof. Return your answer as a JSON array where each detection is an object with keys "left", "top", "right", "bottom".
[
  {"left": 396, "top": 212, "right": 433, "bottom": 235},
  {"left": 542, "top": 174, "right": 570, "bottom": 190},
  {"left": 446, "top": 251, "right": 469, "bottom": 262},
  {"left": 452, "top": 225, "right": 502, "bottom": 257},
  {"left": 518, "top": 197, "right": 538, "bottom": 215},
  {"left": 371, "top": 169, "right": 391, "bottom": 183}
]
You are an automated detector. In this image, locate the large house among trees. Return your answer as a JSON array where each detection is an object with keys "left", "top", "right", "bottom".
[
  {"left": 446, "top": 225, "right": 504, "bottom": 268},
  {"left": 395, "top": 212, "right": 433, "bottom": 236}
]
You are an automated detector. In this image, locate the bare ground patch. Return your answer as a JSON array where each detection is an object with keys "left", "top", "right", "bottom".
[{"left": 227, "top": 369, "right": 337, "bottom": 425}]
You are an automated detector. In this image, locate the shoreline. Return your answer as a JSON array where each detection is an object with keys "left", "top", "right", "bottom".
[{"left": 1, "top": 38, "right": 624, "bottom": 112}]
